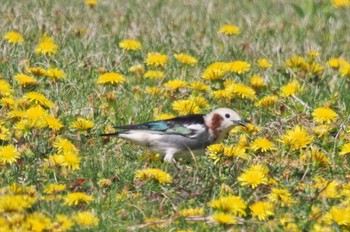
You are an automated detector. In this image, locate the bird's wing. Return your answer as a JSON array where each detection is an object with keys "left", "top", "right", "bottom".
[{"left": 115, "top": 114, "right": 206, "bottom": 138}]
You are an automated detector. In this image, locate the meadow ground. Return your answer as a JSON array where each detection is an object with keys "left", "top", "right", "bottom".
[{"left": 1, "top": 0, "right": 350, "bottom": 231}]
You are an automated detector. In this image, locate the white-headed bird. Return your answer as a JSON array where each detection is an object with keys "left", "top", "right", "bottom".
[{"left": 100, "top": 108, "right": 246, "bottom": 163}]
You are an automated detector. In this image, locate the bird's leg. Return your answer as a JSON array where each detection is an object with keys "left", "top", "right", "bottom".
[
  {"left": 163, "top": 150, "right": 183, "bottom": 169},
  {"left": 163, "top": 149, "right": 176, "bottom": 163}
]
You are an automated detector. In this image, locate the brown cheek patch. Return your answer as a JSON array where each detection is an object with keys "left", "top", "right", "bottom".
[{"left": 210, "top": 113, "right": 223, "bottom": 138}]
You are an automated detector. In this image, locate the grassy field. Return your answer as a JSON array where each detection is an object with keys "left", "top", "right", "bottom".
[{"left": 1, "top": 0, "right": 350, "bottom": 231}]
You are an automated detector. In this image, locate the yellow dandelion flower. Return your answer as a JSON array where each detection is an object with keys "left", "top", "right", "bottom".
[
  {"left": 25, "top": 212, "right": 52, "bottom": 231},
  {"left": 70, "top": 117, "right": 94, "bottom": 131},
  {"left": 269, "top": 188, "right": 295, "bottom": 207},
  {"left": 207, "top": 144, "right": 224, "bottom": 164},
  {"left": 238, "top": 164, "right": 269, "bottom": 189},
  {"left": 0, "top": 145, "right": 21, "bottom": 164},
  {"left": 53, "top": 137, "right": 78, "bottom": 154},
  {"left": 44, "top": 115, "right": 64, "bottom": 131},
  {"left": 223, "top": 79, "right": 236, "bottom": 88},
  {"left": 323, "top": 206, "right": 350, "bottom": 226},
  {"left": 331, "top": 0, "right": 350, "bottom": 8},
  {"left": 238, "top": 134, "right": 249, "bottom": 148},
  {"left": 25, "top": 105, "right": 49, "bottom": 120},
  {"left": 257, "top": 58, "right": 272, "bottom": 69},
  {"left": 9, "top": 109, "right": 25, "bottom": 119},
  {"left": 23, "top": 105, "right": 49, "bottom": 129},
  {"left": 63, "top": 192, "right": 93, "bottom": 206},
  {"left": 3, "top": 31, "right": 24, "bottom": 44},
  {"left": 319, "top": 180, "right": 340, "bottom": 199},
  {"left": 46, "top": 68, "right": 66, "bottom": 80},
  {"left": 229, "top": 83, "right": 256, "bottom": 100},
  {"left": 145, "top": 52, "right": 168, "bottom": 67},
  {"left": 154, "top": 113, "right": 175, "bottom": 121},
  {"left": 340, "top": 143, "right": 350, "bottom": 155},
  {"left": 97, "top": 72, "right": 126, "bottom": 85},
  {"left": 189, "top": 95, "right": 209, "bottom": 109},
  {"left": 189, "top": 81, "right": 209, "bottom": 91},
  {"left": 43, "top": 153, "right": 62, "bottom": 167},
  {"left": 309, "top": 147, "right": 329, "bottom": 166},
  {"left": 250, "top": 201, "right": 274, "bottom": 221},
  {"left": 212, "top": 89, "right": 234, "bottom": 100},
  {"left": 250, "top": 138, "right": 275, "bottom": 152},
  {"left": 280, "top": 126, "right": 314, "bottom": 150},
  {"left": 312, "top": 124, "right": 331, "bottom": 137},
  {"left": 0, "top": 124, "right": 11, "bottom": 141},
  {"left": 223, "top": 145, "right": 248, "bottom": 160},
  {"left": 230, "top": 122, "right": 259, "bottom": 135},
  {"left": 226, "top": 61, "right": 251, "bottom": 74},
  {"left": 312, "top": 176, "right": 328, "bottom": 189},
  {"left": 207, "top": 195, "right": 246, "bottom": 216},
  {"left": 23, "top": 92, "right": 55, "bottom": 108},
  {"left": 246, "top": 123, "right": 260, "bottom": 133},
  {"left": 143, "top": 70, "right": 165, "bottom": 79},
  {"left": 172, "top": 99, "right": 200, "bottom": 115},
  {"left": 0, "top": 79, "right": 13, "bottom": 96},
  {"left": 201, "top": 62, "right": 228, "bottom": 81},
  {"left": 164, "top": 80, "right": 188, "bottom": 91},
  {"left": 1, "top": 97, "right": 16, "bottom": 109},
  {"left": 255, "top": 95, "right": 278, "bottom": 107},
  {"left": 218, "top": 24, "right": 241, "bottom": 35},
  {"left": 85, "top": 0, "right": 98, "bottom": 7},
  {"left": 284, "top": 55, "right": 308, "bottom": 70},
  {"left": 342, "top": 182, "right": 350, "bottom": 197},
  {"left": 14, "top": 73, "right": 38, "bottom": 87},
  {"left": 207, "top": 144, "right": 224, "bottom": 155},
  {"left": 35, "top": 34, "right": 58, "bottom": 56},
  {"left": 211, "top": 213, "right": 237, "bottom": 225},
  {"left": 339, "top": 62, "right": 350, "bottom": 78},
  {"left": 178, "top": 207, "right": 204, "bottom": 217},
  {"left": 327, "top": 57, "right": 347, "bottom": 68},
  {"left": 327, "top": 58, "right": 339, "bottom": 68},
  {"left": 51, "top": 214, "right": 74, "bottom": 231},
  {"left": 312, "top": 107, "right": 337, "bottom": 124},
  {"left": 73, "top": 211, "right": 99, "bottom": 228},
  {"left": 14, "top": 120, "right": 32, "bottom": 136},
  {"left": 7, "top": 183, "right": 37, "bottom": 195},
  {"left": 57, "top": 151, "right": 81, "bottom": 171},
  {"left": 145, "top": 86, "right": 163, "bottom": 96},
  {"left": 27, "top": 67, "right": 47, "bottom": 76},
  {"left": 119, "top": 39, "right": 142, "bottom": 51},
  {"left": 43, "top": 184, "right": 66, "bottom": 194},
  {"left": 280, "top": 80, "right": 300, "bottom": 97},
  {"left": 249, "top": 75, "right": 266, "bottom": 89},
  {"left": 0, "top": 195, "right": 36, "bottom": 213},
  {"left": 174, "top": 53, "right": 198, "bottom": 66},
  {"left": 135, "top": 168, "right": 172, "bottom": 185},
  {"left": 307, "top": 62, "right": 324, "bottom": 75}
]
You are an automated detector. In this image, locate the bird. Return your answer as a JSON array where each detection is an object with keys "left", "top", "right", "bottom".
[{"left": 100, "top": 108, "right": 246, "bottom": 163}]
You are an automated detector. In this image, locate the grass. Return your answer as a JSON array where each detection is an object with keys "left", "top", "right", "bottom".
[{"left": 1, "top": 0, "right": 350, "bottom": 231}]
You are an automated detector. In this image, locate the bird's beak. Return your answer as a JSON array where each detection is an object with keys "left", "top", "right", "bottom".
[{"left": 234, "top": 120, "right": 247, "bottom": 127}]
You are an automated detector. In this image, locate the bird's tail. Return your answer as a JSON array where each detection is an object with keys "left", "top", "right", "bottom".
[{"left": 99, "top": 132, "right": 120, "bottom": 137}]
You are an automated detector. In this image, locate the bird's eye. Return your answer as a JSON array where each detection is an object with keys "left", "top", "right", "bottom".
[{"left": 225, "top": 113, "right": 230, "bottom": 118}]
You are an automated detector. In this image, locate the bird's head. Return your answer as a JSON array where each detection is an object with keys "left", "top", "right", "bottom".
[{"left": 204, "top": 108, "right": 246, "bottom": 141}]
